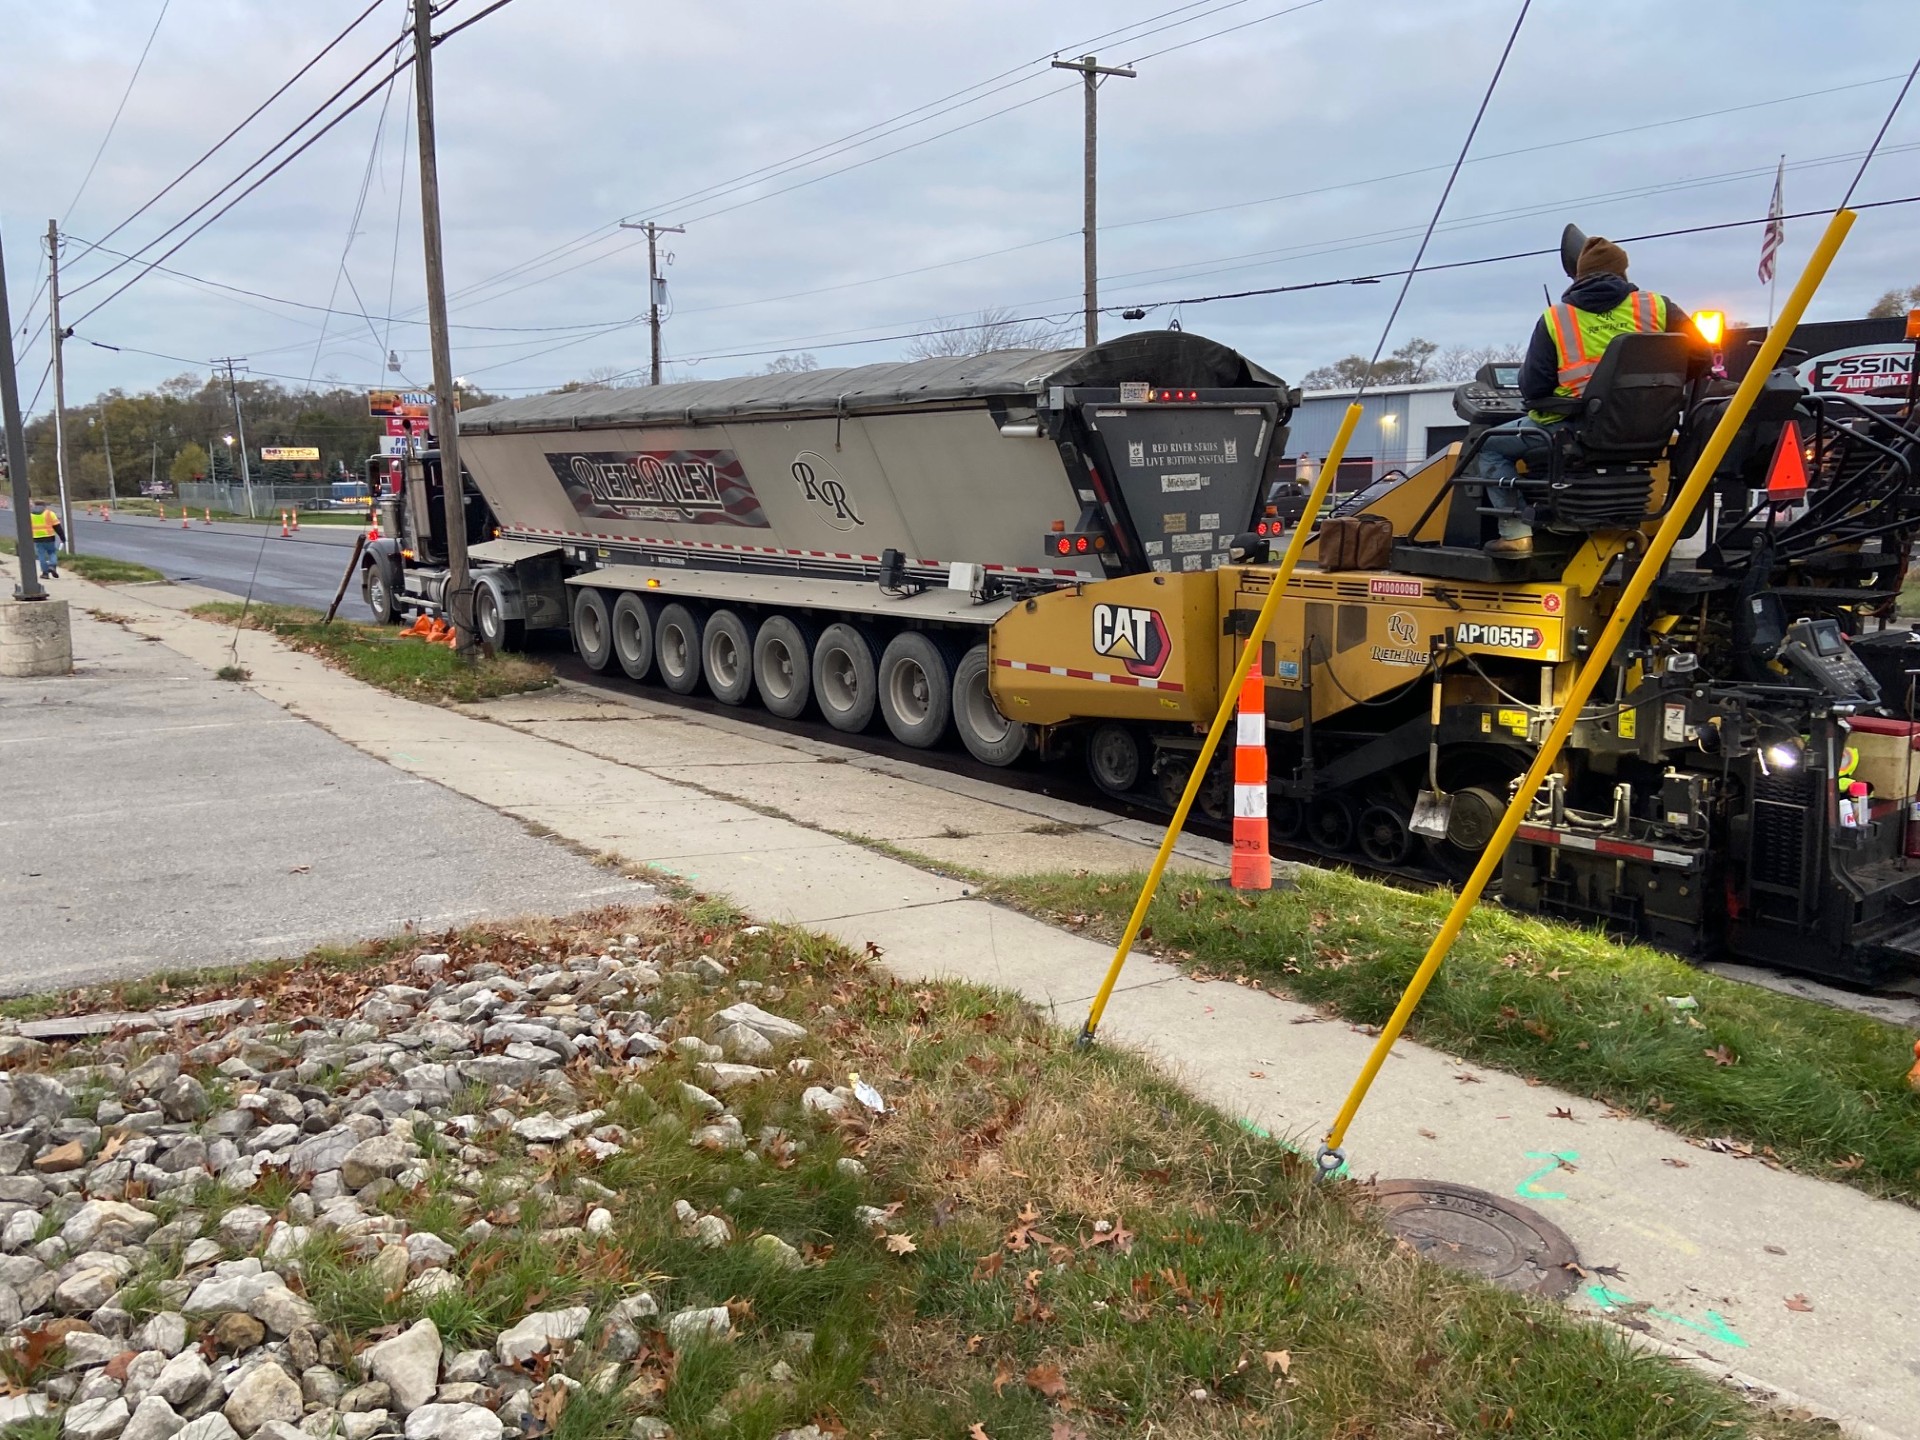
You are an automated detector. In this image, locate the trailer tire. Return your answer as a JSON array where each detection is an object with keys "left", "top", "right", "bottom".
[
  {"left": 572, "top": 587, "right": 615, "bottom": 672},
  {"left": 655, "top": 603, "right": 705, "bottom": 695},
  {"left": 362, "top": 562, "right": 397, "bottom": 625},
  {"left": 753, "top": 614, "right": 815, "bottom": 719},
  {"left": 952, "top": 643, "right": 1027, "bottom": 767},
  {"left": 703, "top": 609, "right": 756, "bottom": 706},
  {"left": 813, "top": 622, "right": 878, "bottom": 733},
  {"left": 1086, "top": 722, "right": 1142, "bottom": 796},
  {"left": 611, "top": 593, "right": 656, "bottom": 681},
  {"left": 879, "top": 632, "right": 953, "bottom": 748},
  {"left": 475, "top": 582, "right": 524, "bottom": 652}
]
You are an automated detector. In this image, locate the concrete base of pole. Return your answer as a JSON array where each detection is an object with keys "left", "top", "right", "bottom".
[{"left": 0, "top": 598, "right": 73, "bottom": 676}]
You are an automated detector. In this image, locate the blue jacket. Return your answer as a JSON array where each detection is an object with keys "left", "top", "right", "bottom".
[{"left": 1518, "top": 274, "right": 1691, "bottom": 406}]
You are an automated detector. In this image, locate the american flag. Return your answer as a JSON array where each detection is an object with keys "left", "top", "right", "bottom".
[{"left": 1758, "top": 156, "right": 1785, "bottom": 285}]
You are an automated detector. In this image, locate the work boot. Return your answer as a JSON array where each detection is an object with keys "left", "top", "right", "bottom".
[{"left": 1484, "top": 534, "right": 1532, "bottom": 558}]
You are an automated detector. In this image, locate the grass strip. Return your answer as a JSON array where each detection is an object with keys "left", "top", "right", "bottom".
[
  {"left": 0, "top": 534, "right": 166, "bottom": 584},
  {"left": 987, "top": 866, "right": 1920, "bottom": 1207},
  {"left": 0, "top": 901, "right": 1835, "bottom": 1439},
  {"left": 188, "top": 599, "right": 551, "bottom": 704}
]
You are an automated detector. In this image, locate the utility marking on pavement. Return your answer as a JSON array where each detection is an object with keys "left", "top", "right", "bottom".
[
  {"left": 1516, "top": 1151, "right": 1580, "bottom": 1201},
  {"left": 1237, "top": 1118, "right": 1350, "bottom": 1178},
  {"left": 1585, "top": 1283, "right": 1748, "bottom": 1348}
]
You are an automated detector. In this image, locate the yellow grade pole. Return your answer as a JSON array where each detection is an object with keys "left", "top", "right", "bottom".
[
  {"left": 1078, "top": 402, "right": 1365, "bottom": 1045},
  {"left": 1313, "top": 207, "right": 1857, "bottom": 1174}
]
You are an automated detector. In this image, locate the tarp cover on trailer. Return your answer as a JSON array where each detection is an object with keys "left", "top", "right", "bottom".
[{"left": 460, "top": 331, "right": 1287, "bottom": 435}]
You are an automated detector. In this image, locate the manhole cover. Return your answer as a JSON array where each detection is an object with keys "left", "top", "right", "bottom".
[{"left": 1371, "top": 1179, "right": 1579, "bottom": 1297}]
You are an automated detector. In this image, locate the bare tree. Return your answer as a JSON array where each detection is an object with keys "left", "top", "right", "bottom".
[
  {"left": 553, "top": 364, "right": 631, "bottom": 394},
  {"left": 1869, "top": 284, "right": 1920, "bottom": 319},
  {"left": 761, "top": 353, "right": 820, "bottom": 373},
  {"left": 905, "top": 306, "right": 1076, "bottom": 360},
  {"left": 1430, "top": 341, "right": 1526, "bottom": 381}
]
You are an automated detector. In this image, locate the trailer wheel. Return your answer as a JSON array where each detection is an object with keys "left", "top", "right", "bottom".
[
  {"left": 611, "top": 593, "right": 656, "bottom": 681},
  {"left": 753, "top": 614, "right": 815, "bottom": 719},
  {"left": 813, "top": 623, "right": 878, "bottom": 733},
  {"left": 475, "top": 583, "right": 524, "bottom": 652},
  {"left": 572, "top": 587, "right": 614, "bottom": 672},
  {"left": 1308, "top": 794, "right": 1358, "bottom": 852},
  {"left": 878, "top": 632, "right": 953, "bottom": 748},
  {"left": 952, "top": 643, "right": 1028, "bottom": 766},
  {"left": 362, "top": 563, "right": 396, "bottom": 625},
  {"left": 1086, "top": 722, "right": 1142, "bottom": 797},
  {"left": 655, "top": 603, "right": 705, "bottom": 695},
  {"left": 1357, "top": 801, "right": 1415, "bottom": 866},
  {"left": 703, "top": 609, "right": 756, "bottom": 706}
]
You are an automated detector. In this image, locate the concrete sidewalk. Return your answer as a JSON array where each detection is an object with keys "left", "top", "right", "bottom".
[
  {"left": 53, "top": 576, "right": 1920, "bottom": 1439},
  {"left": 1, "top": 608, "right": 647, "bottom": 994}
]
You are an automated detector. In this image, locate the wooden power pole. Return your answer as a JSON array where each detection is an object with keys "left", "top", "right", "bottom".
[
  {"left": 621, "top": 220, "right": 684, "bottom": 385},
  {"left": 412, "top": 0, "right": 472, "bottom": 651},
  {"left": 47, "top": 220, "right": 75, "bottom": 553},
  {"left": 1050, "top": 55, "right": 1134, "bottom": 349}
]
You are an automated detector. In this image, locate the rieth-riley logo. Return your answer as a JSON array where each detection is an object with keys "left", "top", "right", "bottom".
[{"left": 791, "top": 451, "right": 863, "bottom": 532}]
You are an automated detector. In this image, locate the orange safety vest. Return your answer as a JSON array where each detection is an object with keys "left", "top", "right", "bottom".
[{"left": 1536, "top": 291, "right": 1667, "bottom": 420}]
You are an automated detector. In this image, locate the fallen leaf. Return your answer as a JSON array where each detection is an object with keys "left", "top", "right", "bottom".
[
  {"left": 1262, "top": 1349, "right": 1292, "bottom": 1376},
  {"left": 1417, "top": 1128, "right": 1437, "bottom": 1140},
  {"left": 287, "top": 864, "right": 310, "bottom": 874},
  {"left": 1025, "top": 1363, "right": 1067, "bottom": 1400},
  {"left": 884, "top": 1233, "right": 917, "bottom": 1255},
  {"left": 969, "top": 1425, "right": 992, "bottom": 1440},
  {"left": 1248, "top": 1070, "right": 1266, "bottom": 1079},
  {"left": 965, "top": 1335, "right": 984, "bottom": 1355},
  {"left": 1827, "top": 1154, "right": 1865, "bottom": 1172},
  {"left": 1704, "top": 1045, "right": 1737, "bottom": 1067},
  {"left": 1660, "top": 1157, "right": 1690, "bottom": 1169},
  {"left": 1048, "top": 1422, "right": 1089, "bottom": 1440},
  {"left": 1784, "top": 1294, "right": 1814, "bottom": 1313},
  {"left": 1764, "top": 1245, "right": 1787, "bottom": 1256},
  {"left": 1455, "top": 1072, "right": 1483, "bottom": 1084},
  {"left": 864, "top": 940, "right": 886, "bottom": 959},
  {"left": 1549, "top": 1107, "right": 1575, "bottom": 1121},
  {"left": 992, "top": 1361, "right": 1014, "bottom": 1397},
  {"left": 1545, "top": 967, "right": 1570, "bottom": 981}
]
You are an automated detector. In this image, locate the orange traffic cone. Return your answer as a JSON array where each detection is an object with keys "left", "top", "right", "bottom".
[
  {"left": 279, "top": 510, "right": 290, "bottom": 538},
  {"left": 289, "top": 509, "right": 300, "bottom": 532},
  {"left": 181, "top": 506, "right": 190, "bottom": 529},
  {"left": 203, "top": 508, "right": 212, "bottom": 525},
  {"left": 1230, "top": 650, "right": 1271, "bottom": 891},
  {"left": 1908, "top": 1039, "right": 1919, "bottom": 1091},
  {"left": 102, "top": 506, "right": 111, "bottom": 522},
  {"left": 368, "top": 513, "right": 381, "bottom": 541}
]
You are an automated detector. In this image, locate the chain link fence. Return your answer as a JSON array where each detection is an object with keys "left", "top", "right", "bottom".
[{"left": 178, "top": 482, "right": 364, "bottom": 515}]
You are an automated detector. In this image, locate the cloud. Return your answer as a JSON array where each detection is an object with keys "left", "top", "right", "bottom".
[{"left": 4, "top": 0, "right": 1917, "bottom": 409}]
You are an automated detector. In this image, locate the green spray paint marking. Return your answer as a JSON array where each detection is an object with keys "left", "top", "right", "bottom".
[
  {"left": 1516, "top": 1150, "right": 1579, "bottom": 1201},
  {"left": 1585, "top": 1283, "right": 1747, "bottom": 1348},
  {"left": 1237, "top": 1118, "right": 1350, "bottom": 1179}
]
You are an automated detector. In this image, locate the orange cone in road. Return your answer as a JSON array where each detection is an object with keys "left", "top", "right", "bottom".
[
  {"left": 290, "top": 509, "right": 300, "bottom": 532},
  {"left": 203, "top": 509, "right": 212, "bottom": 525},
  {"left": 102, "top": 506, "right": 111, "bottom": 522},
  {"left": 181, "top": 507, "right": 190, "bottom": 529},
  {"left": 279, "top": 510, "right": 290, "bottom": 538},
  {"left": 1230, "top": 649, "right": 1271, "bottom": 890}
]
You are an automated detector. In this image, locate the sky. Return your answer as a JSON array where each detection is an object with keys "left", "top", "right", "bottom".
[{"left": 3, "top": 0, "right": 1919, "bottom": 414}]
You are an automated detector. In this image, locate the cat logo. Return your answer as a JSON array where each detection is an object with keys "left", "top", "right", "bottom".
[
  {"left": 1091, "top": 603, "right": 1170, "bottom": 679},
  {"left": 1387, "top": 611, "right": 1419, "bottom": 646}
]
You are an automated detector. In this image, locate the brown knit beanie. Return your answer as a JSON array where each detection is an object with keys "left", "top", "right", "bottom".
[{"left": 1575, "top": 236, "right": 1630, "bottom": 280}]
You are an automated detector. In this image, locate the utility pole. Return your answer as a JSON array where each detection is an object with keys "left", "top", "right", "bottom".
[
  {"left": 620, "top": 220, "right": 684, "bottom": 385},
  {"left": 47, "top": 220, "right": 75, "bottom": 553},
  {"left": 412, "top": 0, "right": 472, "bottom": 651},
  {"left": 1050, "top": 55, "right": 1134, "bottom": 349},
  {"left": 3, "top": 225, "right": 46, "bottom": 600},
  {"left": 97, "top": 407, "right": 117, "bottom": 509},
  {"left": 212, "top": 358, "right": 255, "bottom": 517}
]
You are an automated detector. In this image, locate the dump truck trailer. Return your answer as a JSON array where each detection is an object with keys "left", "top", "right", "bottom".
[{"left": 365, "top": 326, "right": 1920, "bottom": 985}]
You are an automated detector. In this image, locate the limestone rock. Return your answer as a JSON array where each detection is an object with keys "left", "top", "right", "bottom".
[
  {"left": 708, "top": 1025, "right": 772, "bottom": 1062},
  {"left": 664, "top": 1306, "right": 729, "bottom": 1347},
  {"left": 137, "top": 1314, "right": 190, "bottom": 1360},
  {"left": 156, "top": 1077, "right": 210, "bottom": 1125},
  {"left": 695, "top": 1063, "right": 773, "bottom": 1093},
  {"left": 64, "top": 1398, "right": 131, "bottom": 1440},
  {"left": 248, "top": 1285, "right": 315, "bottom": 1337},
  {"left": 402, "top": 1405, "right": 503, "bottom": 1440},
  {"left": 707, "top": 1003, "right": 807, "bottom": 1044},
  {"left": 339, "top": 1134, "right": 414, "bottom": 1190},
  {"left": 494, "top": 1307, "right": 590, "bottom": 1365},
  {"left": 360, "top": 1319, "right": 442, "bottom": 1414},
  {"left": 62, "top": 1201, "right": 161, "bottom": 1251},
  {"left": 210, "top": 1313, "right": 266, "bottom": 1354},
  {"left": 222, "top": 1365, "right": 302, "bottom": 1437},
  {"left": 174, "top": 1415, "right": 240, "bottom": 1440},
  {"left": 120, "top": 1396, "right": 185, "bottom": 1440},
  {"left": 154, "top": 1351, "right": 213, "bottom": 1408}
]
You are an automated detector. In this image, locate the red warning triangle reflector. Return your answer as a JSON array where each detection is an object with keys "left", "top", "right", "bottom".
[{"left": 1767, "top": 418, "right": 1809, "bottom": 500}]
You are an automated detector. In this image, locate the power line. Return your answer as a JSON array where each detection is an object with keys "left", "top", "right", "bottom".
[
  {"left": 70, "top": 0, "right": 387, "bottom": 265},
  {"left": 1124, "top": 0, "right": 1326, "bottom": 65},
  {"left": 62, "top": 0, "right": 171, "bottom": 226},
  {"left": 66, "top": 27, "right": 413, "bottom": 304}
]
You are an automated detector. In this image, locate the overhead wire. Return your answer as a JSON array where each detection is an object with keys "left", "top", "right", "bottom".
[
  {"left": 62, "top": 0, "right": 172, "bottom": 226},
  {"left": 68, "top": 0, "right": 387, "bottom": 266}
]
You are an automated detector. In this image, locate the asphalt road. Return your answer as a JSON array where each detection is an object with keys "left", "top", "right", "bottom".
[
  {"left": 0, "top": 614, "right": 647, "bottom": 995},
  {"left": 62, "top": 513, "right": 362, "bottom": 612}
]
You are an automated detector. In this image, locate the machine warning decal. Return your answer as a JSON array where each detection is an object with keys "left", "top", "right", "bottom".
[
  {"left": 1369, "top": 577, "right": 1423, "bottom": 598},
  {"left": 1455, "top": 622, "right": 1543, "bottom": 650},
  {"left": 548, "top": 449, "right": 770, "bottom": 528},
  {"left": 790, "top": 451, "right": 863, "bottom": 532},
  {"left": 1541, "top": 592, "right": 1563, "bottom": 614},
  {"left": 1091, "top": 603, "right": 1171, "bottom": 679}
]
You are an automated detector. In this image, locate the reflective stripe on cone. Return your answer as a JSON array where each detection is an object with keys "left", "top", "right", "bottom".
[{"left": 1231, "top": 651, "right": 1271, "bottom": 890}]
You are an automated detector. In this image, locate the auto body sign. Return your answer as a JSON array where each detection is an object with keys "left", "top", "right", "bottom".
[{"left": 1796, "top": 343, "right": 1915, "bottom": 397}]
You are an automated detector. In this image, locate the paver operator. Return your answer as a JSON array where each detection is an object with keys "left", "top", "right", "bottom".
[{"left": 1470, "top": 234, "right": 1693, "bottom": 557}]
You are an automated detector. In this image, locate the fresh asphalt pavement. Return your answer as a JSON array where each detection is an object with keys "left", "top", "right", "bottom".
[
  {"left": 0, "top": 613, "right": 646, "bottom": 996},
  {"left": 59, "top": 512, "right": 361, "bottom": 612}
]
